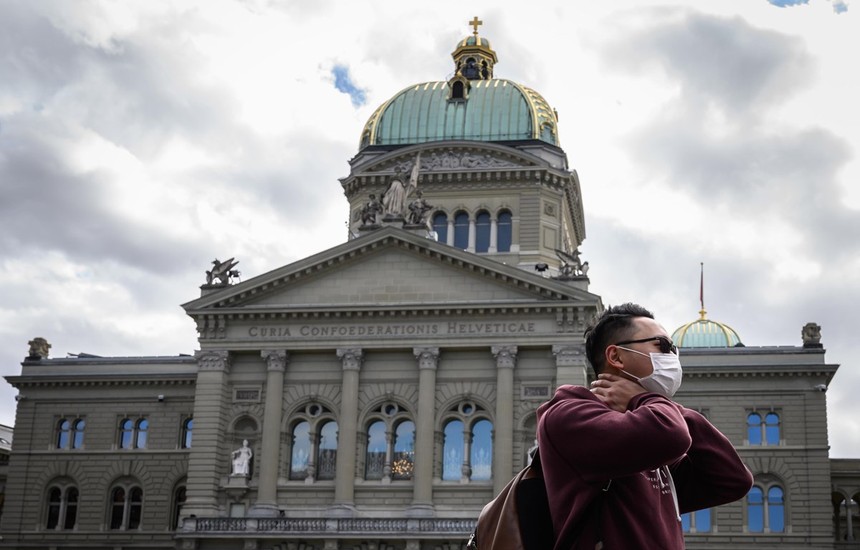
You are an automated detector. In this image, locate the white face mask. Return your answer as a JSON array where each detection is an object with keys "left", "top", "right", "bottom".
[{"left": 617, "top": 347, "right": 683, "bottom": 398}]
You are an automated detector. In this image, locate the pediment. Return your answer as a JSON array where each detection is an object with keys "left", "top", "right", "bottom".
[{"left": 183, "top": 228, "right": 599, "bottom": 315}]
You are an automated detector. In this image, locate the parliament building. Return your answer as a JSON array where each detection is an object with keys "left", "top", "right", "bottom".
[{"left": 2, "top": 20, "right": 858, "bottom": 550}]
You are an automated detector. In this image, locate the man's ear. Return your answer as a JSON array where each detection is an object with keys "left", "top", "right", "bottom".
[{"left": 604, "top": 345, "right": 624, "bottom": 370}]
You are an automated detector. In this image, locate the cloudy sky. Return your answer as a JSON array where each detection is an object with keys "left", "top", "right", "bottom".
[{"left": 1, "top": 0, "right": 858, "bottom": 457}]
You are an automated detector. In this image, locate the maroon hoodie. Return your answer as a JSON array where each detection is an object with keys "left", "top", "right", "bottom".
[{"left": 537, "top": 385, "right": 753, "bottom": 549}]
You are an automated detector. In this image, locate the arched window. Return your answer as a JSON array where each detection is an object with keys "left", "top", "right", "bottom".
[
  {"left": 453, "top": 211, "right": 469, "bottom": 250},
  {"left": 747, "top": 413, "right": 762, "bottom": 445},
  {"left": 432, "top": 212, "right": 448, "bottom": 244},
  {"left": 172, "top": 485, "right": 186, "bottom": 529},
  {"left": 497, "top": 210, "right": 512, "bottom": 252},
  {"left": 46, "top": 485, "right": 78, "bottom": 529},
  {"left": 317, "top": 421, "right": 338, "bottom": 480},
  {"left": 748, "top": 484, "right": 786, "bottom": 533},
  {"left": 681, "top": 508, "right": 712, "bottom": 533},
  {"left": 286, "top": 403, "right": 338, "bottom": 482},
  {"left": 365, "top": 421, "right": 386, "bottom": 480},
  {"left": 109, "top": 484, "right": 143, "bottom": 530},
  {"left": 441, "top": 401, "right": 493, "bottom": 482},
  {"left": 470, "top": 419, "right": 493, "bottom": 481},
  {"left": 442, "top": 420, "right": 464, "bottom": 481},
  {"left": 72, "top": 419, "right": 85, "bottom": 449},
  {"left": 56, "top": 419, "right": 71, "bottom": 449},
  {"left": 452, "top": 80, "right": 465, "bottom": 99},
  {"left": 765, "top": 413, "right": 780, "bottom": 445},
  {"left": 119, "top": 417, "right": 148, "bottom": 449},
  {"left": 362, "top": 402, "right": 415, "bottom": 482},
  {"left": 289, "top": 421, "right": 310, "bottom": 480},
  {"left": 475, "top": 211, "right": 491, "bottom": 253},
  {"left": 181, "top": 418, "right": 193, "bottom": 449},
  {"left": 392, "top": 420, "right": 415, "bottom": 480},
  {"left": 748, "top": 411, "right": 780, "bottom": 446}
]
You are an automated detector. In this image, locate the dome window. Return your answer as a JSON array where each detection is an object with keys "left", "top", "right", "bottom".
[{"left": 447, "top": 75, "right": 470, "bottom": 102}]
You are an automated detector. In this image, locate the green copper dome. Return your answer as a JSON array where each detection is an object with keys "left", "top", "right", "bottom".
[
  {"left": 672, "top": 310, "right": 743, "bottom": 348},
  {"left": 360, "top": 79, "right": 559, "bottom": 149},
  {"left": 358, "top": 26, "right": 559, "bottom": 150}
]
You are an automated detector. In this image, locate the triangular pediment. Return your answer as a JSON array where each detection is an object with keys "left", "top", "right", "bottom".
[{"left": 183, "top": 227, "right": 599, "bottom": 315}]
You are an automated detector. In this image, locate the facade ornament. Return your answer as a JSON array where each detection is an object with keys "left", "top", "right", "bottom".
[
  {"left": 336, "top": 348, "right": 364, "bottom": 371},
  {"left": 552, "top": 345, "right": 586, "bottom": 367},
  {"left": 231, "top": 440, "right": 253, "bottom": 477},
  {"left": 27, "top": 337, "right": 51, "bottom": 360},
  {"left": 491, "top": 345, "right": 518, "bottom": 369},
  {"left": 261, "top": 350, "right": 288, "bottom": 372},
  {"left": 195, "top": 350, "right": 231, "bottom": 373},
  {"left": 205, "top": 258, "right": 240, "bottom": 286},
  {"left": 413, "top": 347, "right": 440, "bottom": 370},
  {"left": 555, "top": 248, "right": 588, "bottom": 278},
  {"left": 382, "top": 152, "right": 421, "bottom": 219},
  {"left": 802, "top": 322, "right": 823, "bottom": 348}
]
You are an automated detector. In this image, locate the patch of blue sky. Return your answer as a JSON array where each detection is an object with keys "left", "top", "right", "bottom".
[
  {"left": 332, "top": 64, "right": 367, "bottom": 108},
  {"left": 766, "top": 0, "right": 809, "bottom": 6},
  {"left": 832, "top": 0, "right": 848, "bottom": 13}
]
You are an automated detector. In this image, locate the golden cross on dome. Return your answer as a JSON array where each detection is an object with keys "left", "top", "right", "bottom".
[{"left": 469, "top": 16, "right": 483, "bottom": 36}]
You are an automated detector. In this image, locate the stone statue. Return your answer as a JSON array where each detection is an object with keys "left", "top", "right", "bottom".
[
  {"left": 555, "top": 248, "right": 586, "bottom": 278},
  {"left": 406, "top": 190, "right": 433, "bottom": 226},
  {"left": 382, "top": 152, "right": 421, "bottom": 218},
  {"left": 360, "top": 194, "right": 384, "bottom": 226},
  {"left": 205, "top": 258, "right": 240, "bottom": 285},
  {"left": 802, "top": 322, "right": 822, "bottom": 348},
  {"left": 231, "top": 440, "right": 253, "bottom": 476},
  {"left": 27, "top": 337, "right": 51, "bottom": 360}
]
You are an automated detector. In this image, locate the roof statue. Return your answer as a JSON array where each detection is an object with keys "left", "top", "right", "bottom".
[
  {"left": 382, "top": 152, "right": 421, "bottom": 220},
  {"left": 406, "top": 190, "right": 434, "bottom": 228},
  {"left": 802, "top": 322, "right": 823, "bottom": 348},
  {"left": 205, "top": 258, "right": 241, "bottom": 286},
  {"left": 27, "top": 337, "right": 51, "bottom": 360},
  {"left": 554, "top": 248, "right": 588, "bottom": 278},
  {"left": 359, "top": 194, "right": 384, "bottom": 227}
]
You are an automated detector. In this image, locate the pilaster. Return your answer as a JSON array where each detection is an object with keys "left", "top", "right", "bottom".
[
  {"left": 250, "top": 350, "right": 288, "bottom": 517},
  {"left": 410, "top": 347, "right": 439, "bottom": 515},
  {"left": 552, "top": 344, "right": 589, "bottom": 387},
  {"left": 331, "top": 348, "right": 363, "bottom": 515},
  {"left": 492, "top": 345, "right": 517, "bottom": 494}
]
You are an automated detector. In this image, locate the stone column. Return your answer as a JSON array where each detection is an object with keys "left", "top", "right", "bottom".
[
  {"left": 250, "top": 350, "right": 288, "bottom": 517},
  {"left": 410, "top": 347, "right": 439, "bottom": 516},
  {"left": 332, "top": 348, "right": 363, "bottom": 515},
  {"left": 492, "top": 345, "right": 517, "bottom": 494},
  {"left": 489, "top": 219, "right": 498, "bottom": 253},
  {"left": 553, "top": 344, "right": 588, "bottom": 387},
  {"left": 467, "top": 218, "right": 476, "bottom": 252},
  {"left": 446, "top": 218, "right": 455, "bottom": 246},
  {"left": 183, "top": 350, "right": 231, "bottom": 517}
]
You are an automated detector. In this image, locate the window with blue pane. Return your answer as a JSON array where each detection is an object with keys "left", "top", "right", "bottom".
[
  {"left": 497, "top": 211, "right": 512, "bottom": 252},
  {"left": 181, "top": 418, "right": 193, "bottom": 449},
  {"left": 72, "top": 419, "right": 85, "bottom": 449},
  {"left": 475, "top": 211, "right": 490, "bottom": 253},
  {"left": 290, "top": 421, "right": 310, "bottom": 480},
  {"left": 453, "top": 212, "right": 469, "bottom": 249},
  {"left": 316, "top": 421, "right": 338, "bottom": 480},
  {"left": 765, "top": 413, "right": 780, "bottom": 445},
  {"left": 747, "top": 413, "right": 762, "bottom": 445},
  {"left": 748, "top": 487, "right": 764, "bottom": 532},
  {"left": 681, "top": 508, "right": 712, "bottom": 534},
  {"left": 442, "top": 420, "right": 464, "bottom": 481},
  {"left": 56, "top": 420, "right": 70, "bottom": 449},
  {"left": 392, "top": 420, "right": 415, "bottom": 480},
  {"left": 768, "top": 487, "right": 785, "bottom": 532},
  {"left": 432, "top": 213, "right": 448, "bottom": 243},
  {"left": 470, "top": 419, "right": 493, "bottom": 480},
  {"left": 365, "top": 421, "right": 386, "bottom": 480}
]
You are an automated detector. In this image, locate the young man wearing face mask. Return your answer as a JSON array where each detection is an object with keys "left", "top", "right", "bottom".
[{"left": 537, "top": 303, "right": 753, "bottom": 550}]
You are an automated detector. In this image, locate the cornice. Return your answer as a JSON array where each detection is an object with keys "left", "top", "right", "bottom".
[{"left": 7, "top": 375, "right": 196, "bottom": 389}]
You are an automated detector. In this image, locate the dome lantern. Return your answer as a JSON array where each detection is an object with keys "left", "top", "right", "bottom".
[
  {"left": 452, "top": 17, "right": 498, "bottom": 81},
  {"left": 671, "top": 264, "right": 743, "bottom": 348}
]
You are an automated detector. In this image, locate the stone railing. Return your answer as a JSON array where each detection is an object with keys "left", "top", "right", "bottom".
[{"left": 188, "top": 517, "right": 475, "bottom": 536}]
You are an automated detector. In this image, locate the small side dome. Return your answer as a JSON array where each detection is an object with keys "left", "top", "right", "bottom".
[{"left": 672, "top": 309, "right": 743, "bottom": 348}]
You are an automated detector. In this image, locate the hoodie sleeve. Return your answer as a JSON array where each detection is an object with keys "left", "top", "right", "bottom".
[
  {"left": 670, "top": 408, "right": 754, "bottom": 512},
  {"left": 539, "top": 386, "right": 692, "bottom": 482}
]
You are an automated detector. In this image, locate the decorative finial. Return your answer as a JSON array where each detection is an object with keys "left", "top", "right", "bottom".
[
  {"left": 469, "top": 16, "right": 483, "bottom": 36},
  {"left": 698, "top": 262, "right": 707, "bottom": 320}
]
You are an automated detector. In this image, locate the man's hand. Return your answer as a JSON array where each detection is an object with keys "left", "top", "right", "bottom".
[{"left": 590, "top": 373, "right": 647, "bottom": 412}]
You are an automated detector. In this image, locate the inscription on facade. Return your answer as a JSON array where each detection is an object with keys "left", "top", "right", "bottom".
[{"left": 246, "top": 322, "right": 537, "bottom": 339}]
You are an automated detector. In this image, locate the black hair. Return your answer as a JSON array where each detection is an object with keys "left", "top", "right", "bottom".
[{"left": 584, "top": 303, "right": 655, "bottom": 374}]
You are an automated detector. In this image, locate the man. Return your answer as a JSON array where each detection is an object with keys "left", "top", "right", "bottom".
[{"left": 537, "top": 303, "right": 753, "bottom": 549}]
